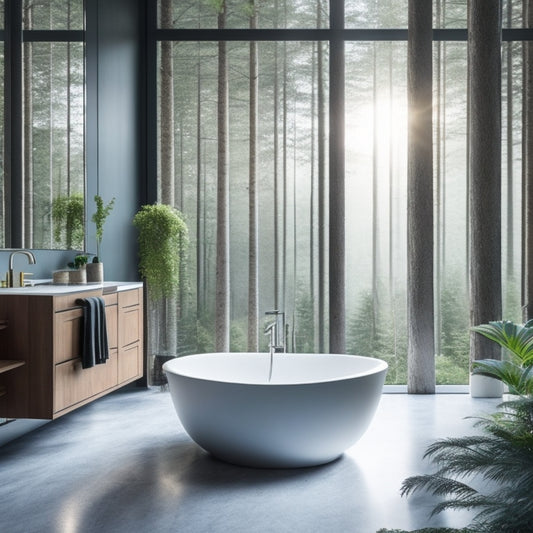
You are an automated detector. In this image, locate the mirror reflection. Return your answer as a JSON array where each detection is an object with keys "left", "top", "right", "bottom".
[{"left": 0, "top": 0, "right": 85, "bottom": 250}]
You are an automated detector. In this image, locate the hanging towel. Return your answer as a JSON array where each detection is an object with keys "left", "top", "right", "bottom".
[{"left": 77, "top": 296, "right": 109, "bottom": 369}]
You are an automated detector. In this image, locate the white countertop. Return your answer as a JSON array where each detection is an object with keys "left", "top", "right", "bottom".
[{"left": 0, "top": 280, "right": 143, "bottom": 295}]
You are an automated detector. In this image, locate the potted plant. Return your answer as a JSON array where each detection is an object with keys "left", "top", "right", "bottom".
[
  {"left": 133, "top": 203, "right": 188, "bottom": 301},
  {"left": 381, "top": 320, "right": 533, "bottom": 533},
  {"left": 133, "top": 203, "right": 188, "bottom": 386},
  {"left": 68, "top": 254, "right": 88, "bottom": 284},
  {"left": 87, "top": 195, "right": 115, "bottom": 283}
]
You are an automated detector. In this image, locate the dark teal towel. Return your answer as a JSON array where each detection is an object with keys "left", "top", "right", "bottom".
[{"left": 77, "top": 297, "right": 109, "bottom": 369}]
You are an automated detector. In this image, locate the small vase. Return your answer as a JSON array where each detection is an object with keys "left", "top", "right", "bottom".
[
  {"left": 86, "top": 262, "right": 104, "bottom": 283},
  {"left": 69, "top": 267, "right": 87, "bottom": 285}
]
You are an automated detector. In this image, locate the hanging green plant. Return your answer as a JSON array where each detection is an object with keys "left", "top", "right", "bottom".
[
  {"left": 51, "top": 193, "right": 85, "bottom": 250},
  {"left": 133, "top": 203, "right": 188, "bottom": 301}
]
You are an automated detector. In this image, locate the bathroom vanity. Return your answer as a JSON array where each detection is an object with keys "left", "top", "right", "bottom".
[{"left": 0, "top": 282, "right": 143, "bottom": 420}]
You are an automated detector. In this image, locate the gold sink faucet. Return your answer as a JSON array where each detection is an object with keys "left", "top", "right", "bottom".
[{"left": 7, "top": 250, "right": 36, "bottom": 287}]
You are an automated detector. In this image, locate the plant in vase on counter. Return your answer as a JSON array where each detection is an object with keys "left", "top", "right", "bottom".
[
  {"left": 88, "top": 195, "right": 115, "bottom": 283},
  {"left": 67, "top": 254, "right": 88, "bottom": 284}
]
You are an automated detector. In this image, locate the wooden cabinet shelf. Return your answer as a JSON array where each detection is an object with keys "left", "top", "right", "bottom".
[{"left": 0, "top": 360, "right": 25, "bottom": 374}]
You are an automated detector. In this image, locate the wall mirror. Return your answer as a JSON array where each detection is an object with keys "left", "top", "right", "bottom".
[{"left": 0, "top": 0, "right": 85, "bottom": 250}]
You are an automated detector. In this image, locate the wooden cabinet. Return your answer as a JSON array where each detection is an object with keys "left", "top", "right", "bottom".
[{"left": 0, "top": 285, "right": 143, "bottom": 420}]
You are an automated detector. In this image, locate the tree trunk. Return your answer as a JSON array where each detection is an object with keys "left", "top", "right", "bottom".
[
  {"left": 282, "top": 30, "right": 288, "bottom": 315},
  {"left": 329, "top": 3, "right": 345, "bottom": 354},
  {"left": 160, "top": 1, "right": 175, "bottom": 206},
  {"left": 158, "top": 0, "right": 177, "bottom": 358},
  {"left": 248, "top": 2, "right": 259, "bottom": 351},
  {"left": 196, "top": 43, "right": 204, "bottom": 319},
  {"left": 66, "top": 2, "right": 71, "bottom": 198},
  {"left": 371, "top": 42, "right": 379, "bottom": 343},
  {"left": 523, "top": 0, "right": 533, "bottom": 321},
  {"left": 317, "top": 0, "right": 326, "bottom": 353},
  {"left": 469, "top": 0, "right": 502, "bottom": 360},
  {"left": 215, "top": 1, "right": 230, "bottom": 352},
  {"left": 407, "top": 0, "right": 435, "bottom": 393},
  {"left": 273, "top": 0, "right": 280, "bottom": 312},
  {"left": 506, "top": 1, "right": 514, "bottom": 287},
  {"left": 310, "top": 41, "right": 316, "bottom": 351}
]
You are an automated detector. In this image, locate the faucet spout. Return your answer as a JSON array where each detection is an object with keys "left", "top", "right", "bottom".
[
  {"left": 9, "top": 250, "right": 36, "bottom": 271},
  {"left": 264, "top": 310, "right": 286, "bottom": 354},
  {"left": 7, "top": 250, "right": 37, "bottom": 287}
]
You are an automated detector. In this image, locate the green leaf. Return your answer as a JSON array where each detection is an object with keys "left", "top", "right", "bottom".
[{"left": 471, "top": 321, "right": 533, "bottom": 365}]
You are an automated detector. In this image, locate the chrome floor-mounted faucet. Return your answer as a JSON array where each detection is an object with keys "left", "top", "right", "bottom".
[{"left": 264, "top": 310, "right": 285, "bottom": 356}]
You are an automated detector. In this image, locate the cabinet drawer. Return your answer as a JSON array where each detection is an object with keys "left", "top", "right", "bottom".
[
  {"left": 119, "top": 288, "right": 140, "bottom": 308},
  {"left": 118, "top": 343, "right": 140, "bottom": 383},
  {"left": 53, "top": 290, "right": 102, "bottom": 312},
  {"left": 54, "top": 308, "right": 83, "bottom": 364},
  {"left": 105, "top": 303, "right": 118, "bottom": 351},
  {"left": 54, "top": 353, "right": 118, "bottom": 413},
  {"left": 119, "top": 306, "right": 141, "bottom": 347}
]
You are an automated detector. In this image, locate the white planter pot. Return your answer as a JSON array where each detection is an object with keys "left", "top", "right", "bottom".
[{"left": 470, "top": 373, "right": 503, "bottom": 398}]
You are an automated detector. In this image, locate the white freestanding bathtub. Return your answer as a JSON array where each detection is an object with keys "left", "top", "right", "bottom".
[{"left": 163, "top": 353, "right": 388, "bottom": 468}]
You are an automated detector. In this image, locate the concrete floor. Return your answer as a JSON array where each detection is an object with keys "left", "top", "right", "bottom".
[{"left": 0, "top": 387, "right": 499, "bottom": 533}]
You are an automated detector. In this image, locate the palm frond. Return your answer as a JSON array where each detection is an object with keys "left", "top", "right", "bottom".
[
  {"left": 400, "top": 395, "right": 533, "bottom": 531},
  {"left": 471, "top": 359, "right": 533, "bottom": 394},
  {"left": 471, "top": 320, "right": 533, "bottom": 365}
]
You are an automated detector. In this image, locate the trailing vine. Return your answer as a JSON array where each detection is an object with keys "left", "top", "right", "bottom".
[
  {"left": 51, "top": 193, "right": 85, "bottom": 250},
  {"left": 133, "top": 203, "right": 188, "bottom": 301}
]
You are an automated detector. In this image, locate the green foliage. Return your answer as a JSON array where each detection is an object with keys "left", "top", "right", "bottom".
[
  {"left": 471, "top": 320, "right": 533, "bottom": 366},
  {"left": 393, "top": 324, "right": 533, "bottom": 531},
  {"left": 435, "top": 355, "right": 469, "bottom": 385},
  {"left": 347, "top": 290, "right": 407, "bottom": 384},
  {"left": 72, "top": 254, "right": 88, "bottom": 269},
  {"left": 133, "top": 204, "right": 188, "bottom": 302},
  {"left": 400, "top": 396, "right": 533, "bottom": 532},
  {"left": 473, "top": 359, "right": 533, "bottom": 395},
  {"left": 471, "top": 320, "right": 533, "bottom": 394},
  {"left": 51, "top": 193, "right": 85, "bottom": 250},
  {"left": 230, "top": 321, "right": 247, "bottom": 352},
  {"left": 91, "top": 195, "right": 115, "bottom": 261}
]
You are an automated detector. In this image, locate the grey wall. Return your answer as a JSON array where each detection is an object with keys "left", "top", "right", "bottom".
[{"left": 88, "top": 0, "right": 147, "bottom": 281}]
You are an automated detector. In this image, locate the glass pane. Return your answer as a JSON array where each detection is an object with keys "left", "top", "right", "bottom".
[
  {"left": 0, "top": 0, "right": 4, "bottom": 29},
  {"left": 26, "top": 42, "right": 85, "bottom": 249},
  {"left": 157, "top": 40, "right": 328, "bottom": 356},
  {"left": 345, "top": 42, "right": 408, "bottom": 384},
  {"left": 503, "top": 0, "right": 525, "bottom": 28},
  {"left": 346, "top": 0, "right": 408, "bottom": 28},
  {"left": 433, "top": 0, "right": 467, "bottom": 29},
  {"left": 158, "top": 0, "right": 328, "bottom": 29},
  {"left": 502, "top": 41, "right": 523, "bottom": 322},
  {"left": 23, "top": 0, "right": 84, "bottom": 31},
  {"left": 433, "top": 42, "right": 469, "bottom": 385}
]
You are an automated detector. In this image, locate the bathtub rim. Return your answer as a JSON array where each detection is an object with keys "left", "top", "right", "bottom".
[{"left": 163, "top": 352, "right": 388, "bottom": 387}]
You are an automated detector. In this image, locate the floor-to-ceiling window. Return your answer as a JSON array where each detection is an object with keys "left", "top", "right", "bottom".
[{"left": 148, "top": 0, "right": 529, "bottom": 387}]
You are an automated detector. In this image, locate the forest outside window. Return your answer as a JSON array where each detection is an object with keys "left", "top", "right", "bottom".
[{"left": 149, "top": 0, "right": 529, "bottom": 388}]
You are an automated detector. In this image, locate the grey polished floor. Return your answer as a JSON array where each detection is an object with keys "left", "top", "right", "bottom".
[{"left": 0, "top": 387, "right": 499, "bottom": 533}]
